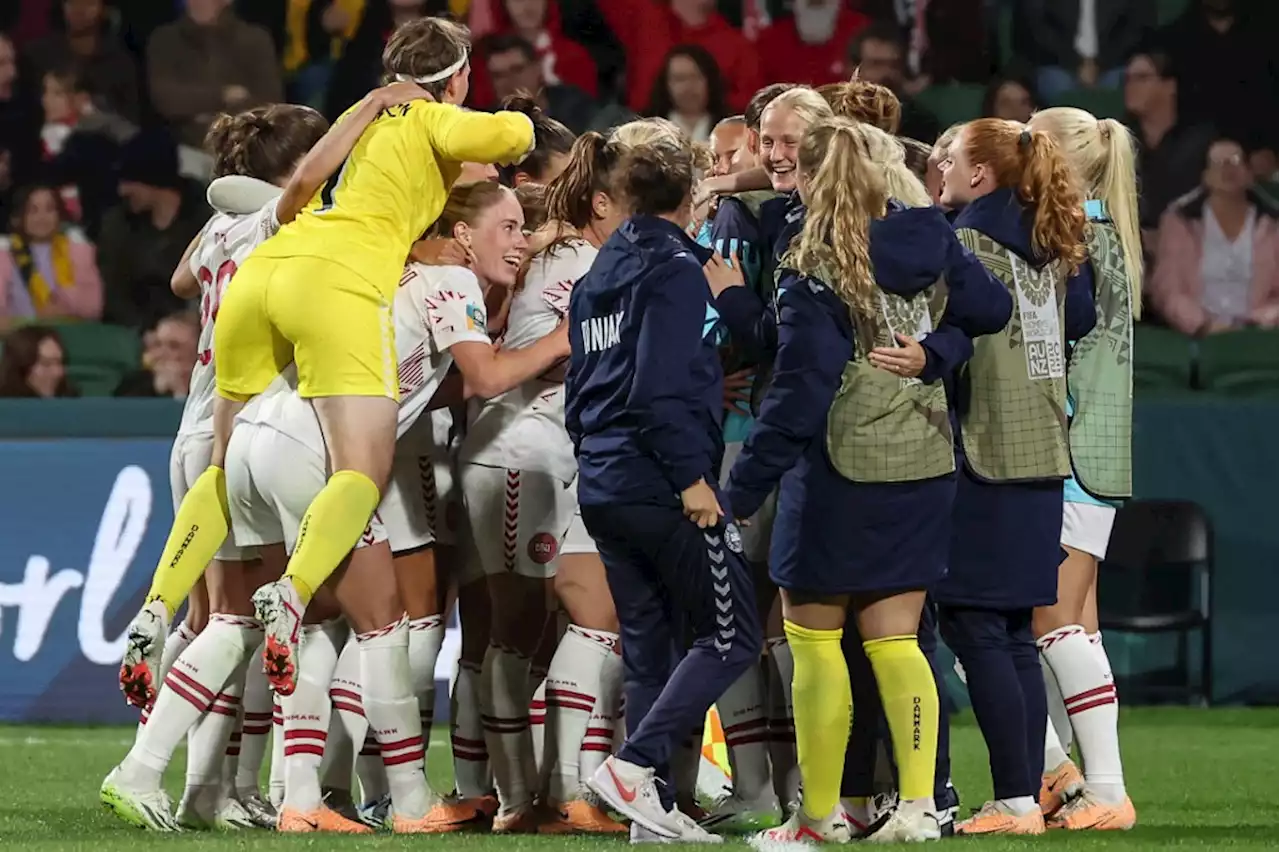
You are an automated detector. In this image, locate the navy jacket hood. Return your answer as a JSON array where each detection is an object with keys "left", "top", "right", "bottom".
[
  {"left": 952, "top": 187, "right": 1049, "bottom": 269},
  {"left": 869, "top": 202, "right": 958, "bottom": 299}
]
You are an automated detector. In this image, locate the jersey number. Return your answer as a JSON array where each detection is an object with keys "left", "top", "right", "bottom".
[{"left": 197, "top": 259, "right": 238, "bottom": 365}]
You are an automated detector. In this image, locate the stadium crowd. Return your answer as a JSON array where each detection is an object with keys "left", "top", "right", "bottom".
[{"left": 0, "top": 0, "right": 1270, "bottom": 844}]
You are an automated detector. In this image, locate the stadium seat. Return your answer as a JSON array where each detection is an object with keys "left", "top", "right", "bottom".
[
  {"left": 66, "top": 363, "right": 124, "bottom": 397},
  {"left": 1132, "top": 323, "right": 1195, "bottom": 391},
  {"left": 1098, "top": 499, "right": 1213, "bottom": 706},
  {"left": 1156, "top": 0, "right": 1190, "bottom": 25},
  {"left": 915, "top": 83, "right": 985, "bottom": 130},
  {"left": 1196, "top": 327, "right": 1279, "bottom": 396},
  {"left": 52, "top": 322, "right": 141, "bottom": 374},
  {"left": 1050, "top": 87, "right": 1127, "bottom": 120}
]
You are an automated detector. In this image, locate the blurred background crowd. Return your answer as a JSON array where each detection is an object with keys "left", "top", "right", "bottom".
[{"left": 0, "top": 0, "right": 1274, "bottom": 400}]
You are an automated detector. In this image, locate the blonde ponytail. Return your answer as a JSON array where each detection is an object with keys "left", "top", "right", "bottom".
[
  {"left": 1096, "top": 118, "right": 1143, "bottom": 317},
  {"left": 789, "top": 117, "right": 886, "bottom": 316}
]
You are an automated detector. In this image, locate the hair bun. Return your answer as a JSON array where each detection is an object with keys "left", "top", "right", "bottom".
[{"left": 500, "top": 92, "right": 542, "bottom": 119}]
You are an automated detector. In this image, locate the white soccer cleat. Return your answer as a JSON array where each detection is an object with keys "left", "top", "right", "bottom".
[
  {"left": 236, "top": 789, "right": 278, "bottom": 829},
  {"left": 865, "top": 802, "right": 942, "bottom": 843},
  {"left": 100, "top": 767, "right": 181, "bottom": 831},
  {"left": 118, "top": 600, "right": 171, "bottom": 709},
  {"left": 754, "top": 805, "right": 850, "bottom": 845},
  {"left": 252, "top": 580, "right": 305, "bottom": 695},
  {"left": 632, "top": 809, "right": 725, "bottom": 844},
  {"left": 588, "top": 756, "right": 681, "bottom": 839},
  {"left": 700, "top": 791, "right": 781, "bottom": 832},
  {"left": 357, "top": 793, "right": 392, "bottom": 830}
]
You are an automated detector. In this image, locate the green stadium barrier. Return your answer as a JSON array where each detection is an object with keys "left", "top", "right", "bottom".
[
  {"left": 1133, "top": 324, "right": 1196, "bottom": 391},
  {"left": 915, "top": 83, "right": 985, "bottom": 130},
  {"left": 1197, "top": 328, "right": 1278, "bottom": 396},
  {"left": 1050, "top": 87, "right": 1127, "bottom": 120}
]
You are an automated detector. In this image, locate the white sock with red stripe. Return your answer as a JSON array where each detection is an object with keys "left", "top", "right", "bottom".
[
  {"left": 320, "top": 713, "right": 355, "bottom": 798},
  {"left": 269, "top": 700, "right": 285, "bottom": 806},
  {"left": 480, "top": 642, "right": 535, "bottom": 815},
  {"left": 1041, "top": 652, "right": 1073, "bottom": 769},
  {"left": 409, "top": 615, "right": 445, "bottom": 744},
  {"left": 718, "top": 662, "right": 771, "bottom": 802},
  {"left": 542, "top": 624, "right": 614, "bottom": 803},
  {"left": 330, "top": 633, "right": 387, "bottom": 805},
  {"left": 185, "top": 655, "right": 249, "bottom": 790},
  {"left": 766, "top": 637, "right": 800, "bottom": 808},
  {"left": 281, "top": 620, "right": 345, "bottom": 813},
  {"left": 117, "top": 614, "right": 260, "bottom": 790},
  {"left": 581, "top": 640, "right": 622, "bottom": 786},
  {"left": 360, "top": 617, "right": 433, "bottom": 819},
  {"left": 451, "top": 661, "right": 492, "bottom": 798},
  {"left": 236, "top": 649, "right": 273, "bottom": 798},
  {"left": 136, "top": 622, "right": 200, "bottom": 736},
  {"left": 1037, "top": 624, "right": 1124, "bottom": 804},
  {"left": 1089, "top": 632, "right": 1114, "bottom": 683},
  {"left": 530, "top": 666, "right": 548, "bottom": 772}
]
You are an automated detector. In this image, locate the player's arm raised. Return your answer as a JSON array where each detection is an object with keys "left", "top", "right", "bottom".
[{"left": 427, "top": 105, "right": 536, "bottom": 167}]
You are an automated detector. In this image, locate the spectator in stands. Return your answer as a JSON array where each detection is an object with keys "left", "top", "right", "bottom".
[
  {"left": 0, "top": 32, "right": 41, "bottom": 202},
  {"left": 145, "top": 0, "right": 284, "bottom": 148},
  {"left": 114, "top": 310, "right": 199, "bottom": 397},
  {"left": 606, "top": 0, "right": 761, "bottom": 113},
  {"left": 0, "top": 324, "right": 77, "bottom": 398},
  {"left": 480, "top": 34, "right": 604, "bottom": 135},
  {"left": 280, "top": 0, "right": 367, "bottom": 108},
  {"left": 644, "top": 45, "right": 727, "bottom": 143},
  {"left": 0, "top": 184, "right": 103, "bottom": 328},
  {"left": 1150, "top": 138, "right": 1279, "bottom": 335},
  {"left": 324, "top": 0, "right": 430, "bottom": 120},
  {"left": 469, "top": 0, "right": 599, "bottom": 108},
  {"left": 1123, "top": 48, "right": 1215, "bottom": 241},
  {"left": 1014, "top": 0, "right": 1149, "bottom": 101},
  {"left": 97, "top": 130, "right": 208, "bottom": 329},
  {"left": 1162, "top": 0, "right": 1277, "bottom": 178},
  {"left": 756, "top": 0, "right": 869, "bottom": 89},
  {"left": 24, "top": 0, "right": 142, "bottom": 123},
  {"left": 845, "top": 22, "right": 937, "bottom": 143},
  {"left": 981, "top": 72, "right": 1038, "bottom": 123}
]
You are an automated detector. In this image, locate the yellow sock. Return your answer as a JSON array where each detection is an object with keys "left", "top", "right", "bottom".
[
  {"left": 283, "top": 469, "right": 381, "bottom": 605},
  {"left": 146, "top": 466, "right": 230, "bottom": 618},
  {"left": 863, "top": 634, "right": 939, "bottom": 802},
  {"left": 784, "top": 619, "right": 851, "bottom": 821}
]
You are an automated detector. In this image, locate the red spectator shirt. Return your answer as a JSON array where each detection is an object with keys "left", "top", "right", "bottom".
[{"left": 757, "top": 9, "right": 870, "bottom": 90}]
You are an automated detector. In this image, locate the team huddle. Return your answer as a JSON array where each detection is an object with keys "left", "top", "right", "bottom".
[{"left": 96, "top": 12, "right": 1140, "bottom": 846}]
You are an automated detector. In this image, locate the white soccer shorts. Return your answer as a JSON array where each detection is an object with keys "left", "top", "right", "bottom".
[
  {"left": 1060, "top": 501, "right": 1117, "bottom": 561},
  {"left": 380, "top": 446, "right": 436, "bottom": 555},
  {"left": 460, "top": 464, "right": 578, "bottom": 579},
  {"left": 170, "top": 432, "right": 254, "bottom": 562},
  {"left": 225, "top": 422, "right": 387, "bottom": 554}
]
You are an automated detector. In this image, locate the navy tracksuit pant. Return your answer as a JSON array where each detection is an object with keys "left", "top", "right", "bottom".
[{"left": 582, "top": 502, "right": 762, "bottom": 808}]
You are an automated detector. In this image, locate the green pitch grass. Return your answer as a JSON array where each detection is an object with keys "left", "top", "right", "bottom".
[{"left": 1, "top": 707, "right": 1274, "bottom": 851}]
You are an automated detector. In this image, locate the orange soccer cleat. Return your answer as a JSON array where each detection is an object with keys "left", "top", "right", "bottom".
[
  {"left": 277, "top": 806, "right": 373, "bottom": 833},
  {"left": 1040, "top": 758, "right": 1085, "bottom": 816},
  {"left": 538, "top": 798, "right": 629, "bottom": 834},
  {"left": 1047, "top": 790, "right": 1136, "bottom": 831},
  {"left": 956, "top": 802, "right": 1047, "bottom": 836},
  {"left": 393, "top": 800, "right": 482, "bottom": 834}
]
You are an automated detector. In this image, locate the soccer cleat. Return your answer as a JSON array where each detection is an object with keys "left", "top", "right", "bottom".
[
  {"left": 236, "top": 790, "right": 278, "bottom": 829},
  {"left": 756, "top": 806, "right": 850, "bottom": 844},
  {"left": 492, "top": 806, "right": 542, "bottom": 834},
  {"left": 393, "top": 800, "right": 483, "bottom": 833},
  {"left": 864, "top": 803, "right": 941, "bottom": 843},
  {"left": 118, "top": 600, "right": 171, "bottom": 709},
  {"left": 1046, "top": 790, "right": 1136, "bottom": 831},
  {"left": 277, "top": 805, "right": 373, "bottom": 833},
  {"left": 934, "top": 783, "right": 960, "bottom": 837},
  {"left": 252, "top": 580, "right": 304, "bottom": 696},
  {"left": 538, "top": 798, "right": 629, "bottom": 834},
  {"left": 176, "top": 786, "right": 256, "bottom": 830},
  {"left": 356, "top": 794, "right": 392, "bottom": 829},
  {"left": 956, "top": 801, "right": 1046, "bottom": 836},
  {"left": 1039, "top": 759, "right": 1085, "bottom": 816},
  {"left": 100, "top": 769, "right": 181, "bottom": 831},
  {"left": 842, "top": 792, "right": 897, "bottom": 839},
  {"left": 588, "top": 755, "right": 682, "bottom": 839},
  {"left": 699, "top": 791, "right": 781, "bottom": 832},
  {"left": 321, "top": 787, "right": 361, "bottom": 824}
]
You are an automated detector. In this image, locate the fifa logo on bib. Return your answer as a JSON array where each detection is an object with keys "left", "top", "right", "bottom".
[{"left": 1009, "top": 253, "right": 1064, "bottom": 381}]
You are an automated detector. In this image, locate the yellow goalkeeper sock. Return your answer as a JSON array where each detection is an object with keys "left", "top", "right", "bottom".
[
  {"left": 864, "top": 634, "right": 939, "bottom": 803},
  {"left": 784, "top": 619, "right": 851, "bottom": 821},
  {"left": 146, "top": 466, "right": 230, "bottom": 618},
  {"left": 282, "top": 469, "right": 381, "bottom": 605}
]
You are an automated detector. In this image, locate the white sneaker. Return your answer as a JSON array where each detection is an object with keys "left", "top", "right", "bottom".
[
  {"left": 864, "top": 803, "right": 941, "bottom": 843},
  {"left": 700, "top": 791, "right": 781, "bottom": 831},
  {"left": 100, "top": 767, "right": 181, "bottom": 831},
  {"left": 755, "top": 806, "right": 850, "bottom": 845},
  {"left": 118, "top": 600, "right": 171, "bottom": 708},
  {"left": 588, "top": 756, "right": 681, "bottom": 839},
  {"left": 252, "top": 580, "right": 305, "bottom": 696},
  {"left": 632, "top": 809, "right": 724, "bottom": 844}
]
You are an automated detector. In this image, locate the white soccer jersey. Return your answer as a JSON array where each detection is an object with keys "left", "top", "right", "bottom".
[
  {"left": 237, "top": 263, "right": 490, "bottom": 450},
  {"left": 177, "top": 197, "right": 282, "bottom": 438},
  {"left": 459, "top": 241, "right": 593, "bottom": 482}
]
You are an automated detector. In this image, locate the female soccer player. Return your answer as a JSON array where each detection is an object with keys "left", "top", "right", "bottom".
[
  {"left": 720, "top": 117, "right": 1010, "bottom": 844},
  {"left": 1025, "top": 107, "right": 1141, "bottom": 831},
  {"left": 102, "top": 104, "right": 328, "bottom": 831},
  {"left": 933, "top": 118, "right": 1094, "bottom": 836},
  {"left": 133, "top": 17, "right": 539, "bottom": 699},
  {"left": 567, "top": 140, "right": 762, "bottom": 843}
]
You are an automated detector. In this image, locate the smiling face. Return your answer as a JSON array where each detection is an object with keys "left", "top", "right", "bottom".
[
  {"left": 28, "top": 336, "right": 65, "bottom": 398},
  {"left": 759, "top": 104, "right": 809, "bottom": 192},
  {"left": 457, "top": 190, "right": 528, "bottom": 287},
  {"left": 21, "top": 187, "right": 61, "bottom": 242}
]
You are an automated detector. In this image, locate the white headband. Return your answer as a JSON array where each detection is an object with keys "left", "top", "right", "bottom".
[{"left": 394, "top": 52, "right": 469, "bottom": 85}]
